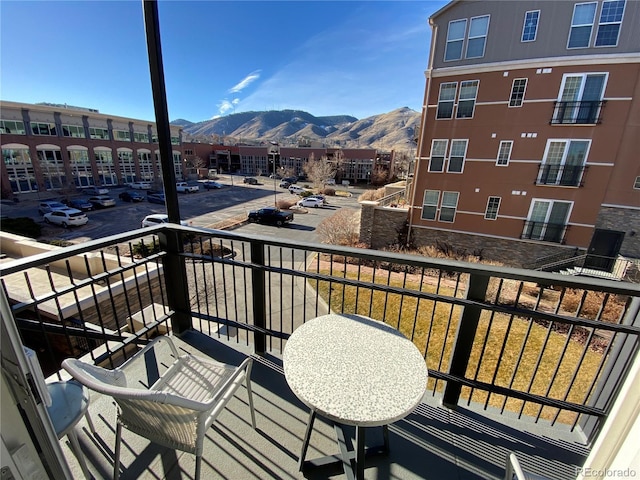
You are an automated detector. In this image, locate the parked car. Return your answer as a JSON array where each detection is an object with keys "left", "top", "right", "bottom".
[
  {"left": 147, "top": 192, "right": 166, "bottom": 204},
  {"left": 38, "top": 200, "right": 68, "bottom": 215},
  {"left": 297, "top": 197, "right": 324, "bottom": 208},
  {"left": 203, "top": 181, "right": 224, "bottom": 190},
  {"left": 176, "top": 182, "right": 199, "bottom": 193},
  {"left": 243, "top": 177, "right": 258, "bottom": 185},
  {"left": 83, "top": 186, "right": 109, "bottom": 195},
  {"left": 63, "top": 198, "right": 93, "bottom": 211},
  {"left": 307, "top": 194, "right": 328, "bottom": 205},
  {"left": 44, "top": 208, "right": 88, "bottom": 228},
  {"left": 279, "top": 181, "right": 291, "bottom": 189},
  {"left": 127, "top": 181, "right": 152, "bottom": 190},
  {"left": 288, "top": 185, "right": 308, "bottom": 195},
  {"left": 283, "top": 176, "right": 298, "bottom": 184},
  {"left": 119, "top": 191, "right": 145, "bottom": 202},
  {"left": 269, "top": 173, "right": 281, "bottom": 179},
  {"left": 324, "top": 178, "right": 336, "bottom": 185},
  {"left": 141, "top": 214, "right": 187, "bottom": 228},
  {"left": 247, "top": 207, "right": 293, "bottom": 227},
  {"left": 87, "top": 195, "right": 116, "bottom": 208}
]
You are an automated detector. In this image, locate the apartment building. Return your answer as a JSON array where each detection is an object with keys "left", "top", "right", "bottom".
[
  {"left": 409, "top": 0, "right": 640, "bottom": 269},
  {"left": 0, "top": 101, "right": 184, "bottom": 199}
]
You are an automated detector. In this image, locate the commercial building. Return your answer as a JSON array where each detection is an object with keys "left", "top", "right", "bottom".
[{"left": 409, "top": 0, "right": 640, "bottom": 269}]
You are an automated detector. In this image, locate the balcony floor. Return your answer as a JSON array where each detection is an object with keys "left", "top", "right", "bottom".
[{"left": 59, "top": 330, "right": 589, "bottom": 480}]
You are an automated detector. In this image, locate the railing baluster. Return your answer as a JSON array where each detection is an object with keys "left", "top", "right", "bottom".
[{"left": 250, "top": 239, "right": 267, "bottom": 355}]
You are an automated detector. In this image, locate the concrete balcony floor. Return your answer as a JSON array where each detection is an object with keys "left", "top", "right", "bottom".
[{"left": 59, "top": 330, "right": 588, "bottom": 480}]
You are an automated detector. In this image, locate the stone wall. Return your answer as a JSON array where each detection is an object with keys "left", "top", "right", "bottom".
[
  {"left": 595, "top": 206, "right": 640, "bottom": 258},
  {"left": 359, "top": 202, "right": 410, "bottom": 249}
]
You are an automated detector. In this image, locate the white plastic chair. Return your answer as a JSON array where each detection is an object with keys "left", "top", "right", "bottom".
[
  {"left": 62, "top": 335, "right": 256, "bottom": 480},
  {"left": 505, "top": 453, "right": 552, "bottom": 480}
]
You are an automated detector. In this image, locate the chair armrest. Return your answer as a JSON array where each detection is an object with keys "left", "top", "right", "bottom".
[{"left": 118, "top": 335, "right": 180, "bottom": 373}]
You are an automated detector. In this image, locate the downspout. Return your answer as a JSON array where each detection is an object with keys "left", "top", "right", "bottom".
[{"left": 408, "top": 18, "right": 438, "bottom": 246}]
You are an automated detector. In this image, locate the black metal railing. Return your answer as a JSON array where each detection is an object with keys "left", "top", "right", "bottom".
[
  {"left": 537, "top": 164, "right": 587, "bottom": 187},
  {"left": 1, "top": 225, "right": 639, "bottom": 444},
  {"left": 551, "top": 100, "right": 605, "bottom": 125},
  {"left": 521, "top": 221, "right": 568, "bottom": 243}
]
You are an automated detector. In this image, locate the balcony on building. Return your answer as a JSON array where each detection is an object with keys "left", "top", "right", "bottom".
[
  {"left": 550, "top": 101, "right": 606, "bottom": 125},
  {"left": 521, "top": 220, "right": 569, "bottom": 243},
  {"left": 536, "top": 164, "right": 587, "bottom": 187},
  {"left": 1, "top": 224, "right": 639, "bottom": 479}
]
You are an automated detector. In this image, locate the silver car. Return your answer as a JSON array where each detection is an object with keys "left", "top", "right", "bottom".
[{"left": 88, "top": 195, "right": 116, "bottom": 208}]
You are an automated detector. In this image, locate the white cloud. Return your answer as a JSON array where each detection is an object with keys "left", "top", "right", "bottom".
[
  {"left": 217, "top": 98, "right": 239, "bottom": 115},
  {"left": 228, "top": 70, "right": 261, "bottom": 93}
]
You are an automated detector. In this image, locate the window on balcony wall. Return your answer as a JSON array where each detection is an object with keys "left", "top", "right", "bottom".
[
  {"left": 523, "top": 199, "right": 572, "bottom": 243},
  {"left": 2, "top": 147, "right": 37, "bottom": 193},
  {"left": 485, "top": 197, "right": 501, "bottom": 220},
  {"left": 437, "top": 82, "right": 457, "bottom": 119},
  {"left": 62, "top": 125, "right": 86, "bottom": 138},
  {"left": 114, "top": 129, "right": 131, "bottom": 142},
  {"left": 429, "top": 140, "right": 447, "bottom": 172},
  {"left": 447, "top": 140, "right": 467, "bottom": 173},
  {"left": 31, "top": 122, "right": 56, "bottom": 136},
  {"left": 595, "top": 0, "right": 625, "bottom": 46},
  {"left": 509, "top": 79, "right": 528, "bottom": 107},
  {"left": 89, "top": 127, "right": 109, "bottom": 140},
  {"left": 439, "top": 191, "right": 459, "bottom": 222},
  {"left": 1, "top": 120, "right": 26, "bottom": 134},
  {"left": 456, "top": 80, "right": 479, "bottom": 118},
  {"left": 421, "top": 190, "right": 439, "bottom": 220},
  {"left": 496, "top": 141, "right": 513, "bottom": 166},
  {"left": 568, "top": 2, "right": 597, "bottom": 48},
  {"left": 539, "top": 139, "right": 590, "bottom": 186},
  {"left": 521, "top": 10, "right": 540, "bottom": 42},
  {"left": 466, "top": 15, "right": 490, "bottom": 58},
  {"left": 554, "top": 73, "right": 606, "bottom": 124},
  {"left": 445, "top": 19, "right": 467, "bottom": 61}
]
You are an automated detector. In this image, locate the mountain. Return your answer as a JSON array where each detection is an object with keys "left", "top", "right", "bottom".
[{"left": 174, "top": 108, "right": 419, "bottom": 152}]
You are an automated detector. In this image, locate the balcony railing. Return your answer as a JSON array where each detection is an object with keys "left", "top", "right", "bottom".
[
  {"left": 536, "top": 163, "right": 587, "bottom": 187},
  {"left": 1, "top": 225, "right": 639, "bottom": 448},
  {"left": 550, "top": 100, "right": 605, "bottom": 125},
  {"left": 522, "top": 220, "right": 568, "bottom": 243}
]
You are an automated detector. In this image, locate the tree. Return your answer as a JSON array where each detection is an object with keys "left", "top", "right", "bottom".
[
  {"left": 302, "top": 153, "right": 336, "bottom": 188},
  {"left": 317, "top": 208, "right": 360, "bottom": 246},
  {"left": 392, "top": 151, "right": 412, "bottom": 180}
]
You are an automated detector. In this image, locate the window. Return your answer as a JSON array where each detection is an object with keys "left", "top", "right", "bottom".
[
  {"left": 522, "top": 10, "right": 540, "bottom": 42},
  {"left": 133, "top": 132, "right": 149, "bottom": 143},
  {"left": 439, "top": 191, "right": 459, "bottom": 222},
  {"left": 496, "top": 141, "right": 513, "bottom": 166},
  {"left": 37, "top": 148, "right": 65, "bottom": 190},
  {"left": 456, "top": 80, "right": 479, "bottom": 118},
  {"left": 95, "top": 149, "right": 117, "bottom": 185},
  {"left": 509, "top": 79, "right": 527, "bottom": 107},
  {"left": 68, "top": 148, "right": 94, "bottom": 187},
  {"left": 555, "top": 73, "right": 606, "bottom": 124},
  {"left": 185, "top": 149, "right": 194, "bottom": 156},
  {"left": 634, "top": 176, "right": 640, "bottom": 189},
  {"left": 485, "top": 197, "right": 501, "bottom": 220},
  {"left": 595, "top": 0, "right": 625, "bottom": 46},
  {"left": 539, "top": 139, "right": 590, "bottom": 186},
  {"left": 2, "top": 147, "right": 37, "bottom": 193},
  {"left": 89, "top": 127, "right": 109, "bottom": 140},
  {"left": 0, "top": 120, "right": 26, "bottom": 134},
  {"left": 114, "top": 129, "right": 131, "bottom": 142},
  {"left": 31, "top": 122, "right": 56, "bottom": 136},
  {"left": 447, "top": 140, "right": 467, "bottom": 173},
  {"left": 524, "top": 200, "right": 572, "bottom": 243},
  {"left": 445, "top": 19, "right": 467, "bottom": 61},
  {"left": 171, "top": 136, "right": 180, "bottom": 145},
  {"left": 568, "top": 2, "right": 597, "bottom": 48},
  {"left": 62, "top": 125, "right": 86, "bottom": 138},
  {"left": 118, "top": 149, "right": 136, "bottom": 184},
  {"left": 138, "top": 151, "right": 154, "bottom": 181},
  {"left": 429, "top": 140, "right": 447, "bottom": 172},
  {"left": 466, "top": 15, "right": 489, "bottom": 58},
  {"left": 437, "top": 83, "right": 457, "bottom": 119},
  {"left": 421, "top": 190, "right": 439, "bottom": 220}
]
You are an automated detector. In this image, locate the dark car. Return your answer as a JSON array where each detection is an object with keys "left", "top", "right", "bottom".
[
  {"left": 282, "top": 176, "right": 298, "bottom": 184},
  {"left": 119, "top": 191, "right": 145, "bottom": 202},
  {"left": 247, "top": 207, "right": 293, "bottom": 227},
  {"left": 243, "top": 177, "right": 259, "bottom": 185},
  {"left": 63, "top": 198, "right": 93, "bottom": 211},
  {"left": 147, "top": 192, "right": 166, "bottom": 204}
]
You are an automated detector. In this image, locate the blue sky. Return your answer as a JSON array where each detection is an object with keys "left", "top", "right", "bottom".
[{"left": 1, "top": 1, "right": 446, "bottom": 123}]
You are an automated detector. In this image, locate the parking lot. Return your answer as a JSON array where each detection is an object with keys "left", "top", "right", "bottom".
[{"left": 2, "top": 176, "right": 364, "bottom": 245}]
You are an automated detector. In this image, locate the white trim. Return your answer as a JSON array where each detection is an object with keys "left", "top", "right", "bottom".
[
  {"left": 567, "top": 2, "right": 597, "bottom": 50},
  {"left": 594, "top": 0, "right": 627, "bottom": 48},
  {"left": 584, "top": 162, "right": 614, "bottom": 166},
  {"left": 601, "top": 203, "right": 640, "bottom": 210},
  {"left": 567, "top": 222, "right": 596, "bottom": 228},
  {"left": 35, "top": 144, "right": 61, "bottom": 150},
  {"left": 1, "top": 143, "right": 29, "bottom": 149},
  {"left": 66, "top": 145, "right": 88, "bottom": 151},
  {"left": 465, "top": 14, "right": 490, "bottom": 59},
  {"left": 509, "top": 78, "right": 528, "bottom": 107},
  {"left": 521, "top": 10, "right": 540, "bottom": 43}
]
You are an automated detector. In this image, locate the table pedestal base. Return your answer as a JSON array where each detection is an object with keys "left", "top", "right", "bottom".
[{"left": 298, "top": 410, "right": 390, "bottom": 480}]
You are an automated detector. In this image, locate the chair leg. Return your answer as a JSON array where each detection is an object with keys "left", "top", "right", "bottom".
[
  {"left": 67, "top": 430, "right": 92, "bottom": 480},
  {"left": 195, "top": 454, "right": 202, "bottom": 480},
  {"left": 84, "top": 410, "right": 96, "bottom": 434},
  {"left": 245, "top": 378, "right": 256, "bottom": 429},
  {"left": 114, "top": 422, "right": 122, "bottom": 480}
]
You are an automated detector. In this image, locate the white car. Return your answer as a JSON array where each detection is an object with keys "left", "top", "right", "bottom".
[
  {"left": 38, "top": 200, "right": 68, "bottom": 215},
  {"left": 128, "top": 181, "right": 152, "bottom": 190},
  {"left": 176, "top": 182, "right": 199, "bottom": 193},
  {"left": 141, "top": 214, "right": 187, "bottom": 228},
  {"left": 83, "top": 186, "right": 109, "bottom": 195},
  {"left": 44, "top": 208, "right": 88, "bottom": 228},
  {"left": 297, "top": 197, "right": 324, "bottom": 208},
  {"left": 289, "top": 185, "right": 307, "bottom": 195}
]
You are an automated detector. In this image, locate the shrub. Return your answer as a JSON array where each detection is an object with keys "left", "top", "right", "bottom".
[
  {"left": 358, "top": 187, "right": 386, "bottom": 202},
  {"left": 46, "top": 239, "right": 73, "bottom": 247},
  {"left": 277, "top": 199, "right": 297, "bottom": 209},
  {"left": 322, "top": 188, "right": 336, "bottom": 196},
  {"left": 131, "top": 240, "right": 160, "bottom": 258},
  {"left": 299, "top": 190, "right": 314, "bottom": 198},
  {"left": 1, "top": 217, "right": 41, "bottom": 238},
  {"left": 317, "top": 209, "right": 360, "bottom": 246}
]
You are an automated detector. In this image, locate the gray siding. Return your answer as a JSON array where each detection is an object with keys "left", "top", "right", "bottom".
[{"left": 430, "top": 0, "right": 640, "bottom": 70}]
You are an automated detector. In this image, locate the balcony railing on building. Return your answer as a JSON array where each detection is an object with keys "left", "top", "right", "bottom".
[
  {"left": 550, "top": 101, "right": 605, "bottom": 125},
  {"left": 521, "top": 220, "right": 568, "bottom": 243},
  {"left": 536, "top": 163, "right": 587, "bottom": 187}
]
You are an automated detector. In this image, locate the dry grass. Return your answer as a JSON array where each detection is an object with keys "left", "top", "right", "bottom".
[
  {"left": 310, "top": 260, "right": 610, "bottom": 425},
  {"left": 358, "top": 187, "right": 386, "bottom": 202}
]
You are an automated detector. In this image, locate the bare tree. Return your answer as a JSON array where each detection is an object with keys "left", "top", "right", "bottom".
[
  {"left": 371, "top": 165, "right": 389, "bottom": 186},
  {"left": 392, "top": 151, "right": 412, "bottom": 180},
  {"left": 333, "top": 150, "right": 346, "bottom": 182},
  {"left": 317, "top": 208, "right": 361, "bottom": 246},
  {"left": 303, "top": 153, "right": 336, "bottom": 188}
]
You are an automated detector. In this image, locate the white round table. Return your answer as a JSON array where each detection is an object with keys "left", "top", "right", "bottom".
[{"left": 283, "top": 314, "right": 428, "bottom": 479}]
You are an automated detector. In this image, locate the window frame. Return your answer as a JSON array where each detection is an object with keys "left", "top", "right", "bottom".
[
  {"left": 89, "top": 127, "right": 110, "bottom": 140},
  {"left": 114, "top": 129, "right": 131, "bottom": 142},
  {"left": 456, "top": 80, "right": 479, "bottom": 119},
  {"left": 509, "top": 78, "right": 528, "bottom": 107},
  {"left": 539, "top": 139, "right": 591, "bottom": 186},
  {"left": 439, "top": 191, "right": 459, "bottom": 223},
  {"left": 525, "top": 198, "right": 573, "bottom": 242},
  {"left": 634, "top": 176, "right": 640, "bottom": 189},
  {"left": 595, "top": 0, "right": 626, "bottom": 47},
  {"left": 31, "top": 122, "right": 56, "bottom": 136},
  {"left": 421, "top": 190, "right": 440, "bottom": 221},
  {"left": 567, "top": 2, "right": 597, "bottom": 49},
  {"left": 465, "top": 15, "right": 490, "bottom": 59},
  {"left": 62, "top": 125, "right": 86, "bottom": 138},
  {"left": 0, "top": 120, "right": 26, "bottom": 135},
  {"left": 436, "top": 82, "right": 457, "bottom": 119},
  {"left": 484, "top": 196, "right": 501, "bottom": 220},
  {"left": 429, "top": 140, "right": 448, "bottom": 172},
  {"left": 447, "top": 139, "right": 468, "bottom": 173},
  {"left": 444, "top": 19, "right": 467, "bottom": 62},
  {"left": 496, "top": 141, "right": 513, "bottom": 166},
  {"left": 521, "top": 10, "right": 540, "bottom": 42}
]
